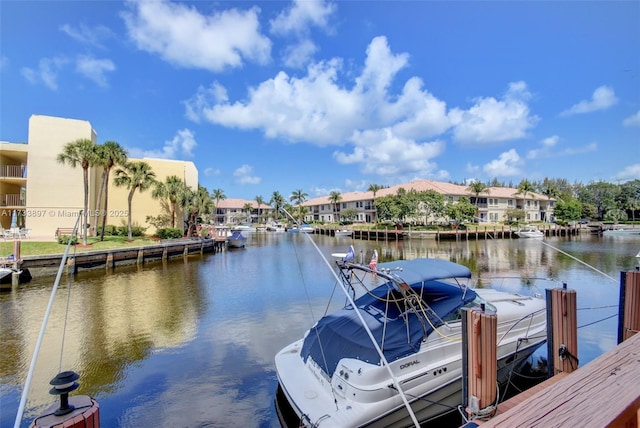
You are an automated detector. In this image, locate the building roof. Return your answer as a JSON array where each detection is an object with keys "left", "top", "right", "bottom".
[{"left": 303, "top": 179, "right": 550, "bottom": 205}]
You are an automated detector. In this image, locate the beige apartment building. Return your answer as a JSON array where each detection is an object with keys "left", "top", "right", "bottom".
[
  {"left": 212, "top": 181, "right": 554, "bottom": 226},
  {"left": 0, "top": 114, "right": 197, "bottom": 239}
]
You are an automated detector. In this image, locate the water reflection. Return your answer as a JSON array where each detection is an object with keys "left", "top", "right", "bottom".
[{"left": 1, "top": 232, "right": 638, "bottom": 427}]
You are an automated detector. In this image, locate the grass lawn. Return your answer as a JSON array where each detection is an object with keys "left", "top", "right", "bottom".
[{"left": 3, "top": 236, "right": 161, "bottom": 257}]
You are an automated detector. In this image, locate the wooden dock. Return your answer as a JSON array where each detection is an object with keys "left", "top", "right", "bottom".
[{"left": 469, "top": 332, "right": 640, "bottom": 427}]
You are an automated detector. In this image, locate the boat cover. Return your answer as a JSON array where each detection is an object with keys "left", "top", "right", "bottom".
[{"left": 301, "top": 258, "right": 477, "bottom": 377}]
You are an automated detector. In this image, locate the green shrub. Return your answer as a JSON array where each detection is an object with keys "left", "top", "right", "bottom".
[
  {"left": 57, "top": 234, "right": 78, "bottom": 245},
  {"left": 156, "top": 228, "right": 183, "bottom": 239}
]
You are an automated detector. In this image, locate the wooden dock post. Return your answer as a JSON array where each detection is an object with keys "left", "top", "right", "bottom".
[
  {"left": 618, "top": 269, "right": 640, "bottom": 344},
  {"left": 546, "top": 285, "right": 578, "bottom": 377},
  {"left": 462, "top": 305, "right": 498, "bottom": 421}
]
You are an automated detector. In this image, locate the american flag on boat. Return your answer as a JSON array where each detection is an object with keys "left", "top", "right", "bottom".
[{"left": 369, "top": 249, "right": 378, "bottom": 271}]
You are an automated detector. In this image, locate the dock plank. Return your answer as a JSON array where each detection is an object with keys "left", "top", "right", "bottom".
[{"left": 479, "top": 332, "right": 640, "bottom": 428}]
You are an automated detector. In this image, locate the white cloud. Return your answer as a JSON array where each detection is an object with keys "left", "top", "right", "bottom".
[
  {"left": 21, "top": 57, "right": 68, "bottom": 90},
  {"left": 615, "top": 163, "right": 640, "bottom": 181},
  {"left": 560, "top": 85, "right": 618, "bottom": 116},
  {"left": 122, "top": 0, "right": 271, "bottom": 72},
  {"left": 128, "top": 128, "right": 197, "bottom": 160},
  {"left": 60, "top": 23, "right": 115, "bottom": 48},
  {"left": 527, "top": 135, "right": 559, "bottom": 159},
  {"left": 449, "top": 81, "right": 538, "bottom": 144},
  {"left": 204, "top": 167, "right": 221, "bottom": 176},
  {"left": 184, "top": 36, "right": 539, "bottom": 181},
  {"left": 270, "top": 0, "right": 336, "bottom": 35},
  {"left": 281, "top": 39, "right": 318, "bottom": 69},
  {"left": 482, "top": 149, "right": 523, "bottom": 177},
  {"left": 233, "top": 164, "right": 261, "bottom": 184},
  {"left": 334, "top": 128, "right": 445, "bottom": 177},
  {"left": 75, "top": 56, "right": 115, "bottom": 87},
  {"left": 623, "top": 110, "right": 640, "bottom": 127}
]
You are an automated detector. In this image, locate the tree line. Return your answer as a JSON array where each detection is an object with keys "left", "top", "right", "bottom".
[{"left": 58, "top": 137, "right": 640, "bottom": 244}]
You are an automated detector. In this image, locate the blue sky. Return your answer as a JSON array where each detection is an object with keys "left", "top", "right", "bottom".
[{"left": 1, "top": 0, "right": 639, "bottom": 201}]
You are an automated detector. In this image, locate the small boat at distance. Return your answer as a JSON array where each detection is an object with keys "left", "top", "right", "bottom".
[
  {"left": 334, "top": 229, "right": 353, "bottom": 237},
  {"left": 275, "top": 255, "right": 547, "bottom": 427},
  {"left": 227, "top": 231, "right": 247, "bottom": 248},
  {"left": 514, "top": 225, "right": 544, "bottom": 238},
  {"left": 602, "top": 226, "right": 640, "bottom": 236}
]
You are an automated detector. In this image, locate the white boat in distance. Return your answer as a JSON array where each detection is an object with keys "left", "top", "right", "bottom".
[
  {"left": 267, "top": 222, "right": 286, "bottom": 232},
  {"left": 514, "top": 225, "right": 544, "bottom": 238},
  {"left": 231, "top": 224, "right": 257, "bottom": 233},
  {"left": 275, "top": 256, "right": 547, "bottom": 427},
  {"left": 226, "top": 231, "right": 247, "bottom": 248},
  {"left": 288, "top": 224, "right": 316, "bottom": 234},
  {"left": 334, "top": 229, "right": 353, "bottom": 237},
  {"left": 602, "top": 226, "right": 640, "bottom": 236}
]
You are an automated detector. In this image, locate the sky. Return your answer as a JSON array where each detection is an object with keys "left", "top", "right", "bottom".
[{"left": 1, "top": 0, "right": 639, "bottom": 201}]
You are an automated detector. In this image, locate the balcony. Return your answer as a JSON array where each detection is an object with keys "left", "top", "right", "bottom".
[
  {"left": 1, "top": 194, "right": 25, "bottom": 207},
  {"left": 0, "top": 165, "right": 27, "bottom": 179}
]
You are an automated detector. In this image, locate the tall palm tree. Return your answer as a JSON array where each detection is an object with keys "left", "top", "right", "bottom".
[
  {"left": 540, "top": 183, "right": 559, "bottom": 223},
  {"left": 152, "top": 175, "right": 187, "bottom": 228},
  {"left": 210, "top": 188, "right": 226, "bottom": 224},
  {"left": 290, "top": 189, "right": 308, "bottom": 222},
  {"left": 113, "top": 161, "right": 156, "bottom": 241},
  {"left": 255, "top": 195, "right": 265, "bottom": 224},
  {"left": 57, "top": 138, "right": 98, "bottom": 245},
  {"left": 515, "top": 179, "right": 536, "bottom": 222},
  {"left": 270, "top": 191, "right": 285, "bottom": 221},
  {"left": 329, "top": 191, "right": 342, "bottom": 223},
  {"left": 242, "top": 202, "right": 254, "bottom": 223},
  {"left": 183, "top": 185, "right": 214, "bottom": 236},
  {"left": 94, "top": 141, "right": 127, "bottom": 240},
  {"left": 368, "top": 184, "right": 383, "bottom": 222},
  {"left": 466, "top": 181, "right": 490, "bottom": 221}
]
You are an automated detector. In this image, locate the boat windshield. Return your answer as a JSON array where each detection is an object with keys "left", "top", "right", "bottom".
[{"left": 300, "top": 259, "right": 478, "bottom": 377}]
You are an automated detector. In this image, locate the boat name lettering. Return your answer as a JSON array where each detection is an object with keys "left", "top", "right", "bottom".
[{"left": 399, "top": 360, "right": 420, "bottom": 370}]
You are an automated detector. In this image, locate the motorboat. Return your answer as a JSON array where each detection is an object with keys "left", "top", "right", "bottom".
[
  {"left": 275, "top": 255, "right": 547, "bottom": 427},
  {"left": 602, "top": 226, "right": 640, "bottom": 236},
  {"left": 289, "top": 224, "right": 315, "bottom": 234},
  {"left": 231, "top": 224, "right": 257, "bottom": 233},
  {"left": 514, "top": 225, "right": 544, "bottom": 238},
  {"left": 227, "top": 231, "right": 247, "bottom": 248},
  {"left": 334, "top": 229, "right": 353, "bottom": 237},
  {"left": 267, "top": 222, "right": 286, "bottom": 232}
]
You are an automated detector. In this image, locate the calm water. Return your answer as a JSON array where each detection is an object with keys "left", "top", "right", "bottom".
[{"left": 1, "top": 232, "right": 639, "bottom": 427}]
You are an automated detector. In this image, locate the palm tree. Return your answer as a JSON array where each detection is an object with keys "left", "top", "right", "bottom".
[
  {"left": 329, "top": 191, "right": 342, "bottom": 223},
  {"left": 290, "top": 189, "right": 308, "bottom": 222},
  {"left": 515, "top": 179, "right": 536, "bottom": 222},
  {"left": 94, "top": 141, "right": 127, "bottom": 240},
  {"left": 255, "top": 195, "right": 265, "bottom": 223},
  {"left": 242, "top": 202, "right": 254, "bottom": 223},
  {"left": 183, "top": 185, "right": 214, "bottom": 236},
  {"left": 368, "top": 184, "right": 383, "bottom": 223},
  {"left": 270, "top": 191, "right": 285, "bottom": 221},
  {"left": 113, "top": 161, "right": 157, "bottom": 241},
  {"left": 152, "top": 175, "right": 187, "bottom": 228},
  {"left": 466, "top": 181, "right": 490, "bottom": 221},
  {"left": 210, "top": 188, "right": 226, "bottom": 224},
  {"left": 57, "top": 138, "right": 98, "bottom": 245},
  {"left": 540, "top": 183, "right": 559, "bottom": 223}
]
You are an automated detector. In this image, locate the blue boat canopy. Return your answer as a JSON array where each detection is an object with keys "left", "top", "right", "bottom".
[{"left": 301, "top": 258, "right": 476, "bottom": 377}]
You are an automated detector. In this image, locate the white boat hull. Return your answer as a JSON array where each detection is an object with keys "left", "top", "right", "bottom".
[{"left": 275, "top": 289, "right": 546, "bottom": 428}]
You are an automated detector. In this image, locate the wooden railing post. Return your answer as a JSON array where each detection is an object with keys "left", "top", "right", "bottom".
[
  {"left": 462, "top": 305, "right": 497, "bottom": 421},
  {"left": 546, "top": 285, "right": 578, "bottom": 377},
  {"left": 618, "top": 269, "right": 640, "bottom": 344}
]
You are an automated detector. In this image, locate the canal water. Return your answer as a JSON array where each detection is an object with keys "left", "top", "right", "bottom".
[{"left": 1, "top": 232, "right": 639, "bottom": 427}]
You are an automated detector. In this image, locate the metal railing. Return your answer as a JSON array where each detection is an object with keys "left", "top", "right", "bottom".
[
  {"left": 1, "top": 194, "right": 25, "bottom": 207},
  {"left": 0, "top": 165, "right": 26, "bottom": 178}
]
